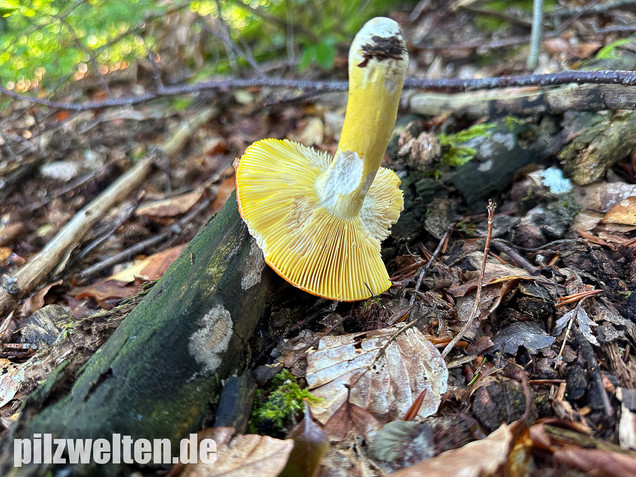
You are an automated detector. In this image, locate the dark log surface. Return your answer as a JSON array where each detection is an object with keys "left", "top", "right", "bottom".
[{"left": 3, "top": 192, "right": 275, "bottom": 476}]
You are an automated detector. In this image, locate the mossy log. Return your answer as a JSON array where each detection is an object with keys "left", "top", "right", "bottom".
[{"left": 3, "top": 192, "right": 275, "bottom": 476}]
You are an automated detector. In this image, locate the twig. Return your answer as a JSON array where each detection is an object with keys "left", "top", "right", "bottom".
[
  {"left": 77, "top": 234, "right": 166, "bottom": 282},
  {"left": 491, "top": 239, "right": 540, "bottom": 275},
  {"left": 593, "top": 24, "right": 636, "bottom": 34},
  {"left": 0, "top": 157, "right": 154, "bottom": 316},
  {"left": 78, "top": 196, "right": 212, "bottom": 282},
  {"left": 409, "top": 227, "right": 453, "bottom": 306},
  {"left": 442, "top": 199, "right": 497, "bottom": 358},
  {"left": 404, "top": 82, "right": 636, "bottom": 117},
  {"left": 527, "top": 0, "right": 544, "bottom": 70},
  {"left": 548, "top": 0, "right": 636, "bottom": 19},
  {"left": 571, "top": 325, "right": 614, "bottom": 417},
  {"left": 459, "top": 5, "right": 533, "bottom": 29},
  {"left": 555, "top": 0, "right": 601, "bottom": 34},
  {"left": 0, "top": 106, "right": 218, "bottom": 317},
  {"left": 6, "top": 70, "right": 636, "bottom": 112}
]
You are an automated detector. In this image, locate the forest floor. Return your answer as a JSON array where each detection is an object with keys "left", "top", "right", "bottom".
[{"left": 2, "top": 2, "right": 636, "bottom": 476}]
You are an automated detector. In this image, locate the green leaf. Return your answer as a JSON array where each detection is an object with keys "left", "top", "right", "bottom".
[
  {"left": 315, "top": 40, "right": 335, "bottom": 69},
  {"left": 299, "top": 46, "right": 316, "bottom": 71}
]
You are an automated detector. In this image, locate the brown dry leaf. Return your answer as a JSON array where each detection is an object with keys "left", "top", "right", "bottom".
[
  {"left": 572, "top": 42, "right": 602, "bottom": 58},
  {"left": 173, "top": 427, "right": 293, "bottom": 477},
  {"left": 20, "top": 279, "right": 63, "bottom": 316},
  {"left": 211, "top": 174, "right": 236, "bottom": 213},
  {"left": 306, "top": 325, "right": 448, "bottom": 424},
  {"left": 388, "top": 424, "right": 512, "bottom": 476},
  {"left": 109, "top": 244, "right": 186, "bottom": 283},
  {"left": 74, "top": 245, "right": 185, "bottom": 303},
  {"left": 279, "top": 404, "right": 329, "bottom": 477},
  {"left": 136, "top": 189, "right": 204, "bottom": 218},
  {"left": 554, "top": 447, "right": 636, "bottom": 476},
  {"left": 572, "top": 183, "right": 636, "bottom": 230},
  {"left": 73, "top": 279, "right": 140, "bottom": 305},
  {"left": 323, "top": 399, "right": 382, "bottom": 440},
  {"left": 447, "top": 258, "right": 534, "bottom": 297},
  {"left": 601, "top": 196, "right": 636, "bottom": 226}
]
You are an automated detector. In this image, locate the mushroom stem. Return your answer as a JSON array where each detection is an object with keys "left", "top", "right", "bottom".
[{"left": 316, "top": 17, "right": 408, "bottom": 219}]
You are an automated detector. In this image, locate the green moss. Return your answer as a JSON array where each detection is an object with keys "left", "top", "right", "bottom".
[
  {"left": 251, "top": 369, "right": 320, "bottom": 433},
  {"left": 595, "top": 38, "right": 633, "bottom": 60},
  {"left": 435, "top": 122, "right": 496, "bottom": 174}
]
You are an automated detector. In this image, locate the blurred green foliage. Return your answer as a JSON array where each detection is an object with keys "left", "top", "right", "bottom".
[
  {"left": 1, "top": 0, "right": 410, "bottom": 92},
  {"left": 0, "top": 0, "right": 162, "bottom": 90},
  {"left": 595, "top": 38, "right": 633, "bottom": 60}
]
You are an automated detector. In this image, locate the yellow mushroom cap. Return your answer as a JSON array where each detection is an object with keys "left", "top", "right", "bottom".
[
  {"left": 235, "top": 138, "right": 403, "bottom": 301},
  {"left": 235, "top": 17, "right": 407, "bottom": 301}
]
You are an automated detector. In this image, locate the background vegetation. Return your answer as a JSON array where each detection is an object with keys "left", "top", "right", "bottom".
[{"left": 0, "top": 0, "right": 413, "bottom": 94}]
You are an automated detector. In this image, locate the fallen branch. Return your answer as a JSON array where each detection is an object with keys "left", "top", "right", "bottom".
[
  {"left": 442, "top": 199, "right": 497, "bottom": 358},
  {"left": 0, "top": 107, "right": 217, "bottom": 317},
  {"left": 4, "top": 70, "right": 636, "bottom": 111}
]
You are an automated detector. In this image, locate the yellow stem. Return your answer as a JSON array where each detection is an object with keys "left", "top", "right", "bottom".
[{"left": 317, "top": 17, "right": 408, "bottom": 219}]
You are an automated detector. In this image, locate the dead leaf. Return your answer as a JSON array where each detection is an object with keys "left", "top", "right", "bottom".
[
  {"left": 602, "top": 196, "right": 636, "bottom": 226},
  {"left": 572, "top": 183, "right": 636, "bottom": 230},
  {"left": 553, "top": 305, "right": 599, "bottom": 346},
  {"left": 73, "top": 245, "right": 185, "bottom": 304},
  {"left": 21, "top": 279, "right": 63, "bottom": 316},
  {"left": 492, "top": 321, "right": 555, "bottom": 354},
  {"left": 554, "top": 447, "right": 636, "bottom": 476},
  {"left": 109, "top": 244, "right": 185, "bottom": 283},
  {"left": 73, "top": 279, "right": 140, "bottom": 305},
  {"left": 279, "top": 403, "right": 329, "bottom": 477},
  {"left": 306, "top": 325, "right": 448, "bottom": 424},
  {"left": 173, "top": 427, "right": 293, "bottom": 477},
  {"left": 211, "top": 174, "right": 236, "bottom": 213},
  {"left": 136, "top": 189, "right": 204, "bottom": 218},
  {"left": 323, "top": 399, "right": 381, "bottom": 440},
  {"left": 388, "top": 424, "right": 512, "bottom": 476}
]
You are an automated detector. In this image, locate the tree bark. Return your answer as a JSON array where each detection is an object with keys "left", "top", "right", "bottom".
[{"left": 3, "top": 192, "right": 275, "bottom": 476}]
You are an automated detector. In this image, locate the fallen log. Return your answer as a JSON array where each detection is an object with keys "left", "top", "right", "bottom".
[{"left": 3, "top": 192, "right": 275, "bottom": 476}]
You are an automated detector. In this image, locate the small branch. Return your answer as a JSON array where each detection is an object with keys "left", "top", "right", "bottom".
[
  {"left": 572, "top": 325, "right": 614, "bottom": 417},
  {"left": 527, "top": 0, "right": 544, "bottom": 70},
  {"left": 0, "top": 157, "right": 154, "bottom": 316},
  {"left": 409, "top": 227, "right": 453, "bottom": 306},
  {"left": 55, "top": 14, "right": 111, "bottom": 96},
  {"left": 548, "top": 0, "right": 636, "bottom": 19},
  {"left": 491, "top": 239, "right": 539, "bottom": 276},
  {"left": 5, "top": 70, "right": 636, "bottom": 112},
  {"left": 442, "top": 200, "right": 497, "bottom": 358},
  {"left": 0, "top": 106, "right": 218, "bottom": 317}
]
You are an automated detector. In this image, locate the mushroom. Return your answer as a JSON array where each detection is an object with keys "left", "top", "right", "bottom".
[{"left": 234, "top": 17, "right": 408, "bottom": 301}]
